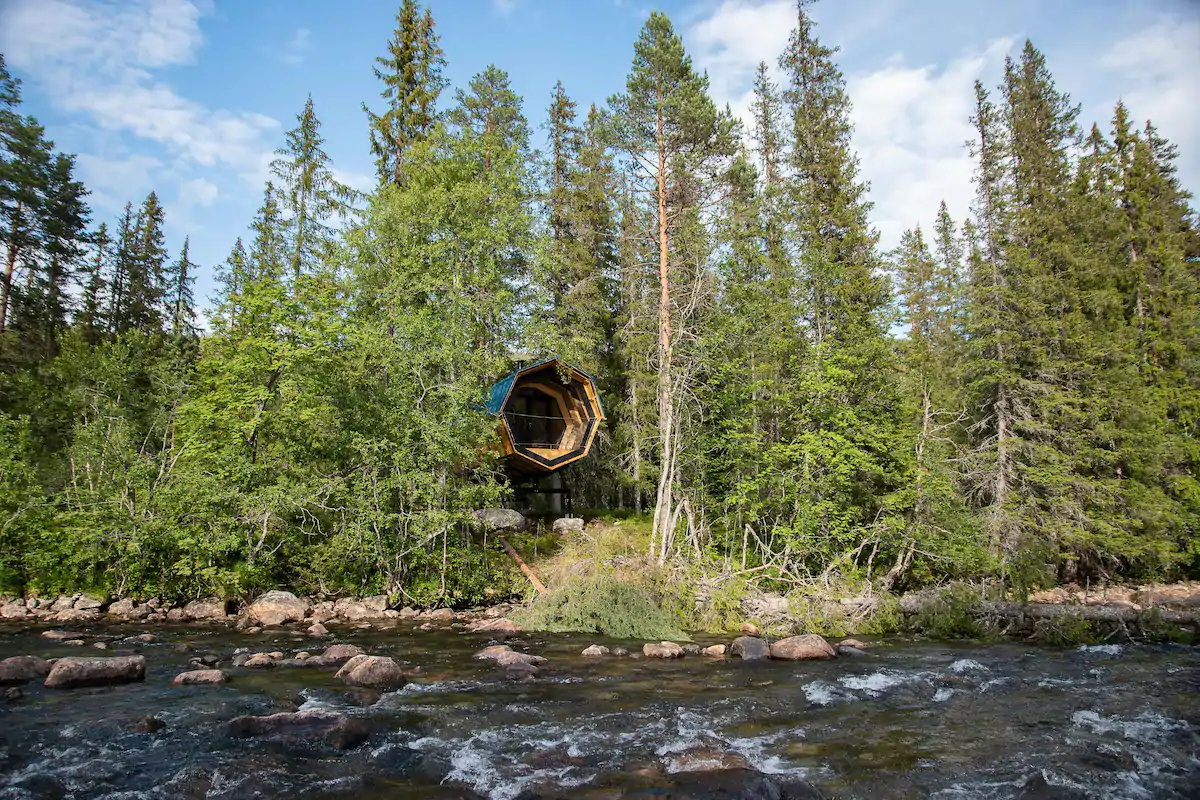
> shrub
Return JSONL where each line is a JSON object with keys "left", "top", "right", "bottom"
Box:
{"left": 511, "top": 574, "right": 689, "bottom": 640}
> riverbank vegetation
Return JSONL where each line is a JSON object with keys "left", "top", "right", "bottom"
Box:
{"left": 0, "top": 0, "right": 1196, "bottom": 607}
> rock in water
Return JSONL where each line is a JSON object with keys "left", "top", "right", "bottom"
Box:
{"left": 44, "top": 655, "right": 146, "bottom": 689}
{"left": 469, "top": 617, "right": 521, "bottom": 633}
{"left": 335, "top": 655, "right": 407, "bottom": 689}
{"left": 333, "top": 598, "right": 379, "bottom": 621}
{"left": 474, "top": 645, "right": 513, "bottom": 661}
{"left": 0, "top": 655, "right": 51, "bottom": 685}
{"left": 472, "top": 508, "right": 527, "bottom": 531}
{"left": 494, "top": 651, "right": 546, "bottom": 667}
{"left": 643, "top": 642, "right": 685, "bottom": 658}
{"left": 836, "top": 638, "right": 869, "bottom": 649}
{"left": 770, "top": 635, "right": 837, "bottom": 661}
{"left": 132, "top": 716, "right": 166, "bottom": 733}
{"left": 321, "top": 644, "right": 364, "bottom": 662}
{"left": 307, "top": 622, "right": 329, "bottom": 637}
{"left": 731, "top": 636, "right": 769, "bottom": 661}
{"left": 551, "top": 516, "right": 585, "bottom": 534}
{"left": 173, "top": 669, "right": 227, "bottom": 685}
{"left": 183, "top": 598, "right": 228, "bottom": 620}
{"left": 222, "top": 710, "right": 369, "bottom": 750}
{"left": 740, "top": 622, "right": 762, "bottom": 636}
{"left": 702, "top": 644, "right": 727, "bottom": 657}
{"left": 581, "top": 644, "right": 610, "bottom": 657}
{"left": 248, "top": 591, "right": 310, "bottom": 627}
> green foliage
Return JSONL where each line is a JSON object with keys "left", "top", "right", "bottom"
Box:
{"left": 911, "top": 584, "right": 988, "bottom": 640}
{"left": 1030, "top": 613, "right": 1094, "bottom": 647}
{"left": 512, "top": 575, "right": 689, "bottom": 641}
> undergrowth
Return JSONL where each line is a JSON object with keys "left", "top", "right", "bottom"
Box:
{"left": 510, "top": 574, "right": 689, "bottom": 640}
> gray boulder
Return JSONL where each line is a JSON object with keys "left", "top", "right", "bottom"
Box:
{"left": 173, "top": 669, "right": 227, "bottom": 685}
{"left": 472, "top": 508, "right": 527, "bottom": 531}
{"left": 643, "top": 641, "right": 685, "bottom": 659}
{"left": 44, "top": 655, "right": 146, "bottom": 689}
{"left": 0, "top": 599, "right": 29, "bottom": 619}
{"left": 107, "top": 598, "right": 152, "bottom": 619}
{"left": 335, "top": 654, "right": 406, "bottom": 689}
{"left": 0, "top": 655, "right": 52, "bottom": 685}
{"left": 731, "top": 636, "right": 770, "bottom": 661}
{"left": 248, "top": 591, "right": 310, "bottom": 627}
{"left": 552, "top": 516, "right": 585, "bottom": 535}
{"left": 183, "top": 597, "right": 228, "bottom": 620}
{"left": 73, "top": 594, "right": 106, "bottom": 611}
{"left": 222, "top": 709, "right": 369, "bottom": 750}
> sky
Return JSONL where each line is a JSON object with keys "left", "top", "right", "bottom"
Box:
{"left": 1, "top": 0, "right": 1197, "bottom": 312}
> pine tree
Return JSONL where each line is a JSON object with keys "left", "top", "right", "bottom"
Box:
{"left": 608, "top": 11, "right": 735, "bottom": 557}
{"left": 449, "top": 65, "right": 530, "bottom": 172}
{"left": 364, "top": 0, "right": 446, "bottom": 186}
{"left": 0, "top": 107, "right": 53, "bottom": 333}
{"left": 270, "top": 95, "right": 358, "bottom": 282}
{"left": 107, "top": 202, "right": 135, "bottom": 333}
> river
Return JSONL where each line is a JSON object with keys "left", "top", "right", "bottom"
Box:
{"left": 1, "top": 623, "right": 1196, "bottom": 799}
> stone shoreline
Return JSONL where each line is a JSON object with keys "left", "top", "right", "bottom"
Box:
{"left": 0, "top": 590, "right": 518, "bottom": 632}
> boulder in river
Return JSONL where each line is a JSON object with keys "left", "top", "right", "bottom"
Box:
{"left": 468, "top": 617, "right": 521, "bottom": 634}
{"left": 702, "top": 644, "right": 727, "bottom": 657}
{"left": 770, "top": 635, "right": 837, "bottom": 661}
{"left": 837, "top": 645, "right": 868, "bottom": 657}
{"left": 494, "top": 650, "right": 546, "bottom": 667}
{"left": 474, "top": 644, "right": 513, "bottom": 661}
{"left": 44, "top": 655, "right": 146, "bottom": 689}
{"left": 335, "top": 654, "right": 407, "bottom": 688}
{"left": 50, "top": 594, "right": 76, "bottom": 612}
{"left": 248, "top": 590, "right": 311, "bottom": 626}
{"left": 836, "top": 638, "right": 869, "bottom": 649}
{"left": 426, "top": 608, "right": 455, "bottom": 621}
{"left": 41, "top": 629, "right": 81, "bottom": 640}
{"left": 307, "top": 622, "right": 330, "bottom": 637}
{"left": 321, "top": 644, "right": 364, "bottom": 662}
{"left": 0, "top": 655, "right": 52, "bottom": 685}
{"left": 740, "top": 622, "right": 762, "bottom": 636}
{"left": 183, "top": 597, "right": 228, "bottom": 620}
{"left": 731, "top": 636, "right": 769, "bottom": 661}
{"left": 132, "top": 716, "right": 166, "bottom": 733}
{"left": 244, "top": 652, "right": 283, "bottom": 668}
{"left": 643, "top": 642, "right": 685, "bottom": 659}
{"left": 173, "top": 669, "right": 227, "bottom": 685}
{"left": 222, "top": 709, "right": 370, "bottom": 750}
{"left": 581, "top": 644, "right": 610, "bottom": 657}
{"left": 52, "top": 609, "right": 99, "bottom": 623}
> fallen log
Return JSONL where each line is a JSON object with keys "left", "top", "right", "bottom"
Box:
{"left": 499, "top": 536, "right": 547, "bottom": 594}
{"left": 899, "top": 596, "right": 1200, "bottom": 626}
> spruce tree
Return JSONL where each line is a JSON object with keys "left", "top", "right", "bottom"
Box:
{"left": 122, "top": 191, "right": 168, "bottom": 333}
{"left": 771, "top": 0, "right": 905, "bottom": 571}
{"left": 164, "top": 236, "right": 197, "bottom": 339}
{"left": 449, "top": 65, "right": 530, "bottom": 172}
{"left": 364, "top": 0, "right": 446, "bottom": 186}
{"left": 271, "top": 95, "right": 358, "bottom": 282}
{"left": 79, "top": 221, "right": 109, "bottom": 343}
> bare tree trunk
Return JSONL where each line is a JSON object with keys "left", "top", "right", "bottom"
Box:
{"left": 651, "top": 82, "right": 675, "bottom": 555}
{"left": 1, "top": 200, "right": 22, "bottom": 333}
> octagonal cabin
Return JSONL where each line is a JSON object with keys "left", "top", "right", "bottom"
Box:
{"left": 485, "top": 358, "right": 605, "bottom": 477}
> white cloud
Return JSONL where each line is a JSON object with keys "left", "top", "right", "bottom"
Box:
{"left": 0, "top": 0, "right": 280, "bottom": 183}
{"left": 74, "top": 152, "right": 163, "bottom": 212}
{"left": 848, "top": 38, "right": 1012, "bottom": 250}
{"left": 1099, "top": 18, "right": 1200, "bottom": 195}
{"left": 686, "top": 0, "right": 1011, "bottom": 250}
{"left": 282, "top": 27, "right": 312, "bottom": 66}
{"left": 179, "top": 177, "right": 219, "bottom": 208}
{"left": 493, "top": 0, "right": 518, "bottom": 15}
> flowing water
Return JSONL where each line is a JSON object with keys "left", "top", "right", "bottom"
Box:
{"left": 0, "top": 622, "right": 1196, "bottom": 799}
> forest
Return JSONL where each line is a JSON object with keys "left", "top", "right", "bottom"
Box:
{"left": 0, "top": 0, "right": 1196, "bottom": 608}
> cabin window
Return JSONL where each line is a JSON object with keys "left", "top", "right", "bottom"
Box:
{"left": 507, "top": 386, "right": 566, "bottom": 448}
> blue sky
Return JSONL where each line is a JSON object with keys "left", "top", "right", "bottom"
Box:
{"left": 1, "top": 0, "right": 1197, "bottom": 312}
